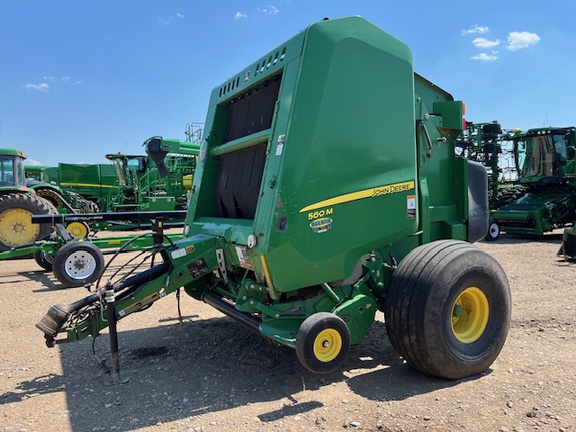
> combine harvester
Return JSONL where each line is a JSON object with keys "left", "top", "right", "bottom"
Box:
{"left": 38, "top": 17, "right": 511, "bottom": 380}
{"left": 490, "top": 127, "right": 576, "bottom": 239}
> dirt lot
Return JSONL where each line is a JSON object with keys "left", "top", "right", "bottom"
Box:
{"left": 1, "top": 233, "right": 575, "bottom": 432}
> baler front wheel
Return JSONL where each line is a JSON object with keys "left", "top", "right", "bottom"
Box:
{"left": 295, "top": 312, "right": 350, "bottom": 374}
{"left": 53, "top": 242, "right": 104, "bottom": 287}
{"left": 384, "top": 240, "right": 511, "bottom": 379}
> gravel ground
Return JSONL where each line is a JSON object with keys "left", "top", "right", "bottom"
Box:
{"left": 1, "top": 232, "right": 575, "bottom": 432}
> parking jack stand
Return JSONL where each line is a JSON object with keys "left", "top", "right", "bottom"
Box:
{"left": 103, "top": 282, "right": 129, "bottom": 386}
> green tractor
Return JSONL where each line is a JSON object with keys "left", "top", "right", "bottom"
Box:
{"left": 38, "top": 17, "right": 510, "bottom": 380}
{"left": 491, "top": 127, "right": 576, "bottom": 237}
{"left": 0, "top": 148, "right": 55, "bottom": 251}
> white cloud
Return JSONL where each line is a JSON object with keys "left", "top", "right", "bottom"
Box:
{"left": 24, "top": 83, "right": 50, "bottom": 91}
{"left": 42, "top": 76, "right": 72, "bottom": 83}
{"left": 471, "top": 52, "right": 499, "bottom": 62}
{"left": 26, "top": 159, "right": 43, "bottom": 166}
{"left": 259, "top": 5, "right": 279, "bottom": 15}
{"left": 159, "top": 13, "right": 186, "bottom": 25}
{"left": 235, "top": 11, "right": 248, "bottom": 19}
{"left": 473, "top": 37, "right": 500, "bottom": 49}
{"left": 462, "top": 25, "right": 489, "bottom": 36}
{"left": 506, "top": 31, "right": 541, "bottom": 51}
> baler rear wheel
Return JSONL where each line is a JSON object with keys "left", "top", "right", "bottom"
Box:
{"left": 384, "top": 240, "right": 511, "bottom": 379}
{"left": 295, "top": 312, "right": 350, "bottom": 374}
{"left": 0, "top": 193, "right": 54, "bottom": 251}
{"left": 53, "top": 242, "right": 104, "bottom": 288}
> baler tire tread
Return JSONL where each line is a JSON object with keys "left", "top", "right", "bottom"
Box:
{"left": 384, "top": 240, "right": 511, "bottom": 379}
{"left": 295, "top": 312, "right": 350, "bottom": 374}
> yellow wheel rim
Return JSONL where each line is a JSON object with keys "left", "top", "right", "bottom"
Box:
{"left": 66, "top": 222, "right": 89, "bottom": 239}
{"left": 0, "top": 208, "right": 40, "bottom": 246}
{"left": 451, "top": 287, "right": 489, "bottom": 344}
{"left": 313, "top": 328, "right": 342, "bottom": 362}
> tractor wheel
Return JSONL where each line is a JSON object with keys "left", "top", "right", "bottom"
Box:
{"left": 53, "top": 242, "right": 104, "bottom": 287}
{"left": 384, "top": 240, "right": 511, "bottom": 379}
{"left": 295, "top": 312, "right": 350, "bottom": 374}
{"left": 0, "top": 193, "right": 54, "bottom": 251}
{"left": 484, "top": 218, "right": 500, "bottom": 241}
{"left": 34, "top": 250, "right": 54, "bottom": 272}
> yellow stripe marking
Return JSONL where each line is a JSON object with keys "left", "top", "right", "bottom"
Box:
{"left": 260, "top": 255, "right": 272, "bottom": 285}
{"left": 299, "top": 180, "right": 415, "bottom": 213}
{"left": 62, "top": 182, "right": 117, "bottom": 189}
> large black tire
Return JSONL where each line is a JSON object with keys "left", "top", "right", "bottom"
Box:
{"left": 384, "top": 240, "right": 511, "bottom": 379}
{"left": 484, "top": 218, "right": 500, "bottom": 241}
{"left": 295, "top": 312, "right": 351, "bottom": 374}
{"left": 33, "top": 187, "right": 66, "bottom": 210}
{"left": 53, "top": 242, "right": 105, "bottom": 287}
{"left": 0, "top": 193, "right": 54, "bottom": 251}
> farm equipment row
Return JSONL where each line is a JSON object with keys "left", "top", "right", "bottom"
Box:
{"left": 456, "top": 122, "right": 576, "bottom": 250}
{"left": 37, "top": 17, "right": 512, "bottom": 381}
{"left": 0, "top": 135, "right": 199, "bottom": 251}
{"left": 0, "top": 210, "right": 186, "bottom": 286}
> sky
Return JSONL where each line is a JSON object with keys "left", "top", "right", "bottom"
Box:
{"left": 1, "top": 0, "right": 575, "bottom": 166}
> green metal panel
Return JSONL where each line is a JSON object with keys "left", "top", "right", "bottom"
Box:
{"left": 258, "top": 18, "right": 418, "bottom": 292}
{"left": 147, "top": 196, "right": 176, "bottom": 211}
{"left": 58, "top": 162, "right": 118, "bottom": 202}
{"left": 186, "top": 17, "right": 469, "bottom": 295}
{"left": 186, "top": 17, "right": 424, "bottom": 293}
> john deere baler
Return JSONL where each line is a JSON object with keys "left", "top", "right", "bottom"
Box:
{"left": 38, "top": 17, "right": 510, "bottom": 380}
